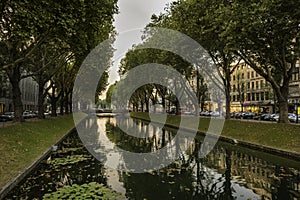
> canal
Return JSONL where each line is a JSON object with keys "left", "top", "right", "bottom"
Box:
{"left": 4, "top": 117, "right": 300, "bottom": 199}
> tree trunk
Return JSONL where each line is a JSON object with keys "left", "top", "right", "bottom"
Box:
{"left": 175, "top": 99, "right": 180, "bottom": 115}
{"left": 161, "top": 95, "right": 165, "bottom": 112}
{"left": 224, "top": 68, "right": 231, "bottom": 119}
{"left": 8, "top": 65, "right": 24, "bottom": 122}
{"left": 65, "top": 94, "right": 69, "bottom": 114}
{"left": 69, "top": 93, "right": 72, "bottom": 114}
{"left": 225, "top": 86, "right": 231, "bottom": 119}
{"left": 49, "top": 85, "right": 59, "bottom": 117}
{"left": 60, "top": 92, "right": 64, "bottom": 115}
{"left": 196, "top": 70, "right": 200, "bottom": 108}
{"left": 51, "top": 99, "right": 57, "bottom": 117}
{"left": 277, "top": 80, "right": 290, "bottom": 123}
{"left": 11, "top": 77, "right": 24, "bottom": 122}
{"left": 37, "top": 84, "right": 45, "bottom": 119}
{"left": 278, "top": 100, "right": 289, "bottom": 123}
{"left": 224, "top": 149, "right": 233, "bottom": 199}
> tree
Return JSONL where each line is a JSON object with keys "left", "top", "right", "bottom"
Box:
{"left": 119, "top": 44, "right": 194, "bottom": 114}
{"left": 106, "top": 82, "right": 117, "bottom": 104}
{"left": 216, "top": 0, "right": 300, "bottom": 122}
{"left": 147, "top": 0, "right": 237, "bottom": 119}
{"left": 0, "top": 0, "right": 118, "bottom": 121}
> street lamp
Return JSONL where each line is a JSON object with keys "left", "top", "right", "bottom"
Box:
{"left": 296, "top": 100, "right": 299, "bottom": 124}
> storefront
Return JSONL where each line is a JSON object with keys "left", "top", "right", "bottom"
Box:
{"left": 230, "top": 102, "right": 242, "bottom": 112}
{"left": 242, "top": 101, "right": 274, "bottom": 114}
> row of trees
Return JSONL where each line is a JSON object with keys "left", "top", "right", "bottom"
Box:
{"left": 119, "top": 0, "right": 299, "bottom": 123}
{"left": 116, "top": 46, "right": 207, "bottom": 114}
{"left": 0, "top": 0, "right": 118, "bottom": 121}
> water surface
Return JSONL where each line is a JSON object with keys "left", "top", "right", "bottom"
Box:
{"left": 5, "top": 117, "right": 300, "bottom": 199}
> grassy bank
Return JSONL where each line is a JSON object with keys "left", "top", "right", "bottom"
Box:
{"left": 131, "top": 112, "right": 300, "bottom": 154}
{"left": 0, "top": 115, "right": 76, "bottom": 189}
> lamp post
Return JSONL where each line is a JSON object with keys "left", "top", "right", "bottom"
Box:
{"left": 296, "top": 101, "right": 299, "bottom": 124}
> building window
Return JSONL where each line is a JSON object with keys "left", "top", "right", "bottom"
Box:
{"left": 251, "top": 82, "right": 254, "bottom": 89}
{"left": 233, "top": 95, "right": 236, "bottom": 102}
{"left": 256, "top": 93, "right": 260, "bottom": 101}
{"left": 233, "top": 84, "right": 236, "bottom": 92}
{"left": 260, "top": 80, "right": 264, "bottom": 89}
{"left": 247, "top": 72, "right": 250, "bottom": 79}
{"left": 251, "top": 71, "right": 254, "bottom": 78}
{"left": 247, "top": 93, "right": 251, "bottom": 101}
{"left": 247, "top": 82, "right": 250, "bottom": 89}
{"left": 265, "top": 92, "right": 269, "bottom": 100}
{"left": 261, "top": 92, "right": 264, "bottom": 101}
{"left": 242, "top": 73, "right": 244, "bottom": 79}
{"left": 292, "top": 72, "right": 299, "bottom": 81}
{"left": 233, "top": 75, "right": 235, "bottom": 81}
{"left": 256, "top": 81, "right": 259, "bottom": 89}
{"left": 252, "top": 93, "right": 255, "bottom": 101}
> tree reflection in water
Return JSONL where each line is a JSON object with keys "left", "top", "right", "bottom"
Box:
{"left": 5, "top": 117, "right": 300, "bottom": 200}
{"left": 5, "top": 131, "right": 107, "bottom": 199}
{"left": 105, "top": 117, "right": 300, "bottom": 200}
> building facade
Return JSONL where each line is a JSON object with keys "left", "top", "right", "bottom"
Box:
{"left": 230, "top": 60, "right": 300, "bottom": 114}
{"left": 0, "top": 73, "right": 38, "bottom": 113}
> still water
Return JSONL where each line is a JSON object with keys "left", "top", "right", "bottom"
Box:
{"left": 4, "top": 117, "right": 300, "bottom": 199}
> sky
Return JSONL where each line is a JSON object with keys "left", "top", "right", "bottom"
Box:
{"left": 108, "top": 0, "right": 174, "bottom": 85}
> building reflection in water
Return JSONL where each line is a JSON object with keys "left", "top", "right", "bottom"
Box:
{"left": 104, "top": 117, "right": 300, "bottom": 200}
{"left": 5, "top": 116, "right": 300, "bottom": 199}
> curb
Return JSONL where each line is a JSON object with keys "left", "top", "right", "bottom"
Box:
{"left": 0, "top": 127, "right": 76, "bottom": 199}
{"left": 131, "top": 116, "right": 300, "bottom": 161}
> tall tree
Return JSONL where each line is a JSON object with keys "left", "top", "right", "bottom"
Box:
{"left": 0, "top": 0, "right": 118, "bottom": 121}
{"left": 217, "top": 0, "right": 300, "bottom": 122}
{"left": 148, "top": 0, "right": 237, "bottom": 118}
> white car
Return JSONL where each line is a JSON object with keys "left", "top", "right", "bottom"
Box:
{"left": 288, "top": 114, "right": 300, "bottom": 123}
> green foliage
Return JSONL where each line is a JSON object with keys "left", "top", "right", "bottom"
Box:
{"left": 43, "top": 182, "right": 125, "bottom": 199}
{"left": 141, "top": 0, "right": 300, "bottom": 122}
{"left": 0, "top": 0, "right": 118, "bottom": 121}
{"left": 216, "top": 0, "right": 300, "bottom": 122}
{"left": 0, "top": 115, "right": 75, "bottom": 188}
{"left": 105, "top": 82, "right": 116, "bottom": 104}
{"left": 47, "top": 155, "right": 91, "bottom": 168}
{"left": 131, "top": 112, "right": 300, "bottom": 153}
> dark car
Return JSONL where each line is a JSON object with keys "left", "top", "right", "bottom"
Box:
{"left": 2, "top": 112, "right": 14, "bottom": 121}
{"left": 253, "top": 114, "right": 264, "bottom": 120}
{"left": 0, "top": 114, "right": 8, "bottom": 122}
{"left": 242, "top": 112, "right": 255, "bottom": 119}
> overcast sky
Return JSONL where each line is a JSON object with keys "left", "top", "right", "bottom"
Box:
{"left": 108, "top": 0, "right": 174, "bottom": 85}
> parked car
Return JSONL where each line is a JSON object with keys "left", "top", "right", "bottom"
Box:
{"left": 23, "top": 111, "right": 31, "bottom": 119}
{"left": 200, "top": 110, "right": 211, "bottom": 116}
{"left": 0, "top": 114, "right": 8, "bottom": 122}
{"left": 242, "top": 112, "right": 255, "bottom": 119}
{"left": 272, "top": 113, "right": 279, "bottom": 121}
{"left": 234, "top": 112, "right": 244, "bottom": 119}
{"left": 288, "top": 113, "right": 300, "bottom": 123}
{"left": 2, "top": 112, "right": 14, "bottom": 121}
{"left": 264, "top": 113, "right": 277, "bottom": 121}
{"left": 253, "top": 114, "right": 263, "bottom": 120}
{"left": 210, "top": 111, "right": 220, "bottom": 117}
{"left": 230, "top": 112, "right": 237, "bottom": 118}
{"left": 44, "top": 112, "right": 50, "bottom": 116}
{"left": 182, "top": 111, "right": 192, "bottom": 115}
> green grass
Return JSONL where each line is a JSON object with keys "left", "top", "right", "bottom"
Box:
{"left": 130, "top": 112, "right": 300, "bottom": 154}
{"left": 0, "top": 115, "right": 76, "bottom": 189}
